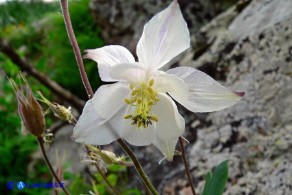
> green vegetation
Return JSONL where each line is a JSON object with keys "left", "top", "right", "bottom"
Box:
{"left": 202, "top": 160, "right": 229, "bottom": 195}
{"left": 0, "top": 0, "right": 138, "bottom": 194}
{"left": 1, "top": 0, "right": 104, "bottom": 98}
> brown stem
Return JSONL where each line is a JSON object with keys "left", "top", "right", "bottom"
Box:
{"left": 0, "top": 40, "right": 85, "bottom": 112}
{"left": 179, "top": 137, "right": 196, "bottom": 195}
{"left": 59, "top": 0, "right": 94, "bottom": 98}
{"left": 37, "top": 137, "right": 71, "bottom": 195}
{"left": 117, "top": 139, "right": 158, "bottom": 195}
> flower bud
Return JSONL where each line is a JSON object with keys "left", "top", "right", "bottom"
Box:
{"left": 86, "top": 145, "right": 121, "bottom": 165}
{"left": 84, "top": 145, "right": 133, "bottom": 169}
{"left": 9, "top": 75, "right": 46, "bottom": 138}
{"left": 37, "top": 91, "right": 75, "bottom": 124}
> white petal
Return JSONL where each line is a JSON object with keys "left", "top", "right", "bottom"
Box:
{"left": 154, "top": 71, "right": 189, "bottom": 101}
{"left": 91, "top": 83, "right": 131, "bottom": 120}
{"left": 72, "top": 99, "right": 119, "bottom": 145}
{"left": 150, "top": 93, "right": 185, "bottom": 140}
{"left": 109, "top": 63, "right": 147, "bottom": 84}
{"left": 167, "top": 67, "right": 245, "bottom": 112}
{"left": 153, "top": 137, "right": 178, "bottom": 161}
{"left": 84, "top": 45, "right": 135, "bottom": 82}
{"left": 72, "top": 82, "right": 131, "bottom": 145}
{"left": 136, "top": 0, "right": 190, "bottom": 70}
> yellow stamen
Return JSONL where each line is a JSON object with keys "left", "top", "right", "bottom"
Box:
{"left": 124, "top": 98, "right": 131, "bottom": 104}
{"left": 149, "top": 79, "right": 154, "bottom": 86}
{"left": 123, "top": 79, "right": 159, "bottom": 128}
{"left": 130, "top": 84, "right": 134, "bottom": 89}
{"left": 124, "top": 115, "right": 132, "bottom": 119}
{"left": 151, "top": 115, "right": 158, "bottom": 122}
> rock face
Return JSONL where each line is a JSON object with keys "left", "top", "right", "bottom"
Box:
{"left": 64, "top": 0, "right": 291, "bottom": 194}
{"left": 184, "top": 0, "right": 292, "bottom": 194}
{"left": 89, "top": 0, "right": 237, "bottom": 53}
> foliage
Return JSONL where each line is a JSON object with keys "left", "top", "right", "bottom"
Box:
{"left": 1, "top": 0, "right": 104, "bottom": 99}
{"left": 202, "top": 160, "right": 229, "bottom": 195}
{"left": 94, "top": 164, "right": 141, "bottom": 195}
{"left": 0, "top": 0, "right": 59, "bottom": 28}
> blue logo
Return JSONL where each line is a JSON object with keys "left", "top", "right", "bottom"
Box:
{"left": 6, "top": 181, "right": 14, "bottom": 190}
{"left": 17, "top": 181, "right": 25, "bottom": 190}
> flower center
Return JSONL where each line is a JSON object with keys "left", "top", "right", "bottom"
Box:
{"left": 124, "top": 79, "right": 159, "bottom": 128}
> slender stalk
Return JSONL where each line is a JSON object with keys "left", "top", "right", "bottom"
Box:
{"left": 95, "top": 164, "right": 121, "bottom": 195}
{"left": 59, "top": 0, "right": 94, "bottom": 98}
{"left": 37, "top": 137, "right": 71, "bottom": 195}
{"left": 179, "top": 137, "right": 196, "bottom": 195}
{"left": 53, "top": 188, "right": 59, "bottom": 195}
{"left": 117, "top": 139, "right": 158, "bottom": 195}
{"left": 85, "top": 145, "right": 121, "bottom": 195}
{"left": 143, "top": 181, "right": 152, "bottom": 195}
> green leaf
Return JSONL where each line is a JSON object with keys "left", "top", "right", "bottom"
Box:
{"left": 122, "top": 188, "right": 142, "bottom": 195}
{"left": 202, "top": 160, "right": 229, "bottom": 195}
{"left": 107, "top": 173, "right": 118, "bottom": 186}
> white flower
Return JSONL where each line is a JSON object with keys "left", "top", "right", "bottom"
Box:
{"left": 73, "top": 0, "right": 244, "bottom": 161}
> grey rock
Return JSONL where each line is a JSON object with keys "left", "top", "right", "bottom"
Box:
{"left": 186, "top": 0, "right": 292, "bottom": 194}
{"left": 229, "top": 0, "right": 292, "bottom": 39}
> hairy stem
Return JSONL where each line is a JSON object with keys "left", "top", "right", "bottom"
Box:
{"left": 117, "top": 139, "right": 158, "bottom": 195}
{"left": 60, "top": 0, "right": 94, "bottom": 98}
{"left": 95, "top": 163, "right": 121, "bottom": 195}
{"left": 179, "top": 137, "right": 196, "bottom": 195}
{"left": 37, "top": 137, "right": 71, "bottom": 195}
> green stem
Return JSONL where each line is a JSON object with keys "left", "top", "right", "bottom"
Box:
{"left": 179, "top": 137, "right": 196, "bottom": 195}
{"left": 95, "top": 164, "right": 121, "bottom": 195}
{"left": 117, "top": 139, "right": 158, "bottom": 195}
{"left": 37, "top": 137, "right": 71, "bottom": 195}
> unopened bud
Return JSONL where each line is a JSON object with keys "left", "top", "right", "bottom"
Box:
{"left": 86, "top": 145, "right": 126, "bottom": 165}
{"left": 99, "top": 150, "right": 119, "bottom": 164}
{"left": 37, "top": 92, "right": 75, "bottom": 124}
{"left": 9, "top": 74, "right": 46, "bottom": 138}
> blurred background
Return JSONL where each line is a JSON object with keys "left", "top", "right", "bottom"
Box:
{"left": 1, "top": 0, "right": 291, "bottom": 194}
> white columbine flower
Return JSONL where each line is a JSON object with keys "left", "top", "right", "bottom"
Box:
{"left": 73, "top": 0, "right": 244, "bottom": 161}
